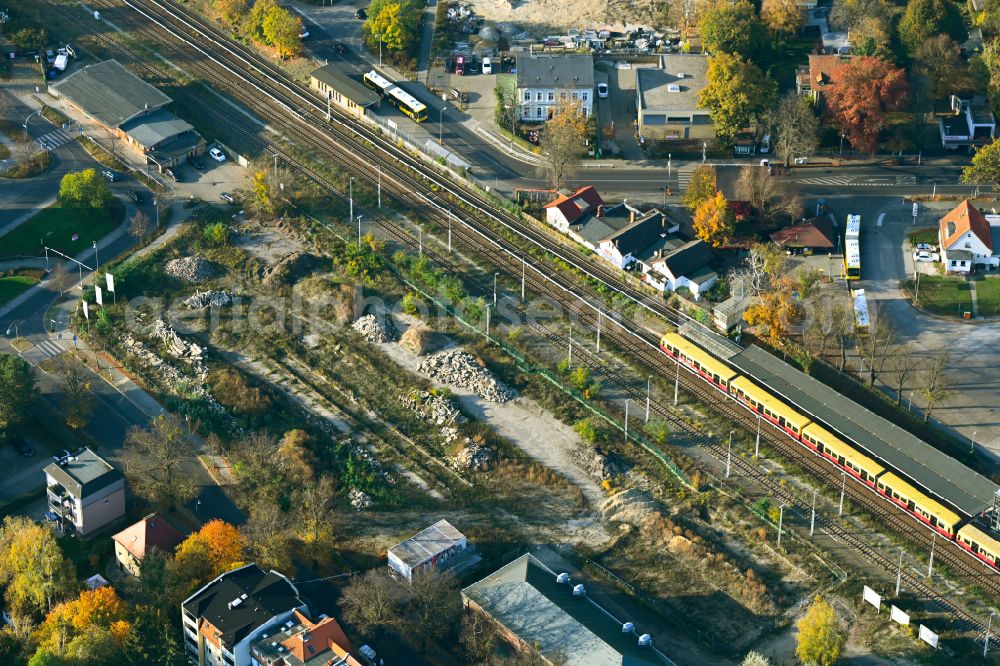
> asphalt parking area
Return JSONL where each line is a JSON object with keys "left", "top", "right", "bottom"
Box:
{"left": 168, "top": 156, "right": 248, "bottom": 207}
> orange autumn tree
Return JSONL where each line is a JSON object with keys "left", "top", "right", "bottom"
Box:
{"left": 743, "top": 282, "right": 796, "bottom": 346}
{"left": 34, "top": 586, "right": 132, "bottom": 656}
{"left": 693, "top": 191, "right": 736, "bottom": 248}
{"left": 172, "top": 520, "right": 247, "bottom": 593}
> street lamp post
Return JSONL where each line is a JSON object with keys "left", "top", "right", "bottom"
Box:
{"left": 839, "top": 470, "right": 846, "bottom": 517}
{"left": 810, "top": 488, "right": 817, "bottom": 536}
{"left": 908, "top": 392, "right": 913, "bottom": 411}
{"left": 348, "top": 177, "right": 354, "bottom": 224}
{"left": 357, "top": 215, "right": 363, "bottom": 249}
{"left": 754, "top": 412, "right": 762, "bottom": 458}
{"left": 986, "top": 611, "right": 997, "bottom": 658}
{"left": 645, "top": 375, "right": 651, "bottom": 423}
{"left": 896, "top": 550, "right": 904, "bottom": 596}
{"left": 624, "top": 399, "right": 631, "bottom": 441}
{"left": 928, "top": 532, "right": 937, "bottom": 577}
{"left": 971, "top": 431, "right": 978, "bottom": 454}
{"left": 777, "top": 504, "right": 787, "bottom": 546}
{"left": 493, "top": 272, "right": 499, "bottom": 305}
{"left": 22, "top": 110, "right": 40, "bottom": 141}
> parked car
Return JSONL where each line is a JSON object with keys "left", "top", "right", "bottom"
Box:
{"left": 481, "top": 57, "right": 493, "bottom": 74}
{"left": 220, "top": 192, "right": 236, "bottom": 204}
{"left": 334, "top": 42, "right": 347, "bottom": 55}
{"left": 794, "top": 157, "right": 809, "bottom": 165}
{"left": 52, "top": 449, "right": 72, "bottom": 463}
{"left": 354, "top": 8, "right": 367, "bottom": 19}
{"left": 596, "top": 82, "right": 609, "bottom": 98}
{"left": 127, "top": 190, "right": 142, "bottom": 204}
{"left": 165, "top": 167, "right": 182, "bottom": 182}
{"left": 913, "top": 250, "right": 940, "bottom": 262}
{"left": 209, "top": 147, "right": 226, "bottom": 162}
{"left": 916, "top": 243, "right": 936, "bottom": 251}
{"left": 101, "top": 169, "right": 118, "bottom": 182}
{"left": 759, "top": 133, "right": 770, "bottom": 154}
{"left": 759, "top": 159, "right": 769, "bottom": 167}
{"left": 8, "top": 438, "right": 33, "bottom": 457}
{"left": 299, "top": 30, "right": 310, "bottom": 39}
{"left": 466, "top": 57, "right": 479, "bottom": 74}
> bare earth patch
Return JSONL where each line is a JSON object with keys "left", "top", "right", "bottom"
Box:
{"left": 468, "top": 0, "right": 660, "bottom": 34}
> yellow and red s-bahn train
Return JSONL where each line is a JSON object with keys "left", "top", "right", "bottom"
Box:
{"left": 658, "top": 331, "right": 1000, "bottom": 570}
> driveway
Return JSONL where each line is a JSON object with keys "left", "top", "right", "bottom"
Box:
{"left": 850, "top": 195, "right": 1000, "bottom": 459}
{"left": 594, "top": 60, "right": 642, "bottom": 160}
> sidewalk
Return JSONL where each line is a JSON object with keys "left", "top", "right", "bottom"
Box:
{"left": 415, "top": 0, "right": 437, "bottom": 85}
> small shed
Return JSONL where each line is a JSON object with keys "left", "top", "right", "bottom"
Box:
{"left": 387, "top": 519, "right": 470, "bottom": 582}
{"left": 309, "top": 65, "right": 380, "bottom": 120}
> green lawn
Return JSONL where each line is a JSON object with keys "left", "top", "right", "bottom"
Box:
{"left": 908, "top": 226, "right": 938, "bottom": 246}
{"left": 0, "top": 275, "right": 38, "bottom": 305}
{"left": 974, "top": 278, "right": 1000, "bottom": 316}
{"left": 0, "top": 199, "right": 124, "bottom": 259}
{"left": 908, "top": 275, "right": 973, "bottom": 317}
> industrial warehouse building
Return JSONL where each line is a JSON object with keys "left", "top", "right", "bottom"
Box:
{"left": 50, "top": 59, "right": 205, "bottom": 169}
{"left": 309, "top": 64, "right": 381, "bottom": 120}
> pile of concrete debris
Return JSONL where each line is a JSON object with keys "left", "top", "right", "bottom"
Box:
{"left": 183, "top": 290, "right": 233, "bottom": 309}
{"left": 349, "top": 489, "right": 372, "bottom": 511}
{"left": 148, "top": 319, "right": 207, "bottom": 373}
{"left": 574, "top": 447, "right": 631, "bottom": 482}
{"left": 351, "top": 314, "right": 398, "bottom": 343}
{"left": 399, "top": 390, "right": 466, "bottom": 426}
{"left": 165, "top": 256, "right": 217, "bottom": 283}
{"left": 417, "top": 350, "right": 516, "bottom": 403}
{"left": 448, "top": 439, "right": 493, "bottom": 471}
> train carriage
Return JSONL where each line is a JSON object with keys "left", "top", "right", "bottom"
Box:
{"left": 659, "top": 332, "right": 738, "bottom": 391}
{"left": 728, "top": 376, "right": 810, "bottom": 438}
{"left": 876, "top": 472, "right": 959, "bottom": 537}
{"left": 801, "top": 422, "right": 884, "bottom": 487}
{"left": 957, "top": 523, "right": 1000, "bottom": 568}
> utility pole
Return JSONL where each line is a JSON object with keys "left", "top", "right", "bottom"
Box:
{"left": 777, "top": 504, "right": 786, "bottom": 546}
{"left": 725, "top": 430, "right": 733, "bottom": 478}
{"left": 645, "top": 375, "right": 651, "bottom": 423}
{"left": 521, "top": 258, "right": 525, "bottom": 300}
{"left": 673, "top": 360, "right": 680, "bottom": 406}
{"left": 971, "top": 431, "right": 978, "bottom": 454}
{"left": 896, "top": 550, "right": 904, "bottom": 596}
{"left": 485, "top": 303, "right": 491, "bottom": 336}
{"left": 273, "top": 153, "right": 278, "bottom": 181}
{"left": 92, "top": 241, "right": 99, "bottom": 277}
{"left": 810, "top": 489, "right": 817, "bottom": 536}
{"left": 928, "top": 532, "right": 937, "bottom": 577}
{"left": 357, "top": 215, "right": 363, "bottom": 249}
{"left": 624, "top": 399, "right": 630, "bottom": 441}
{"left": 418, "top": 224, "right": 423, "bottom": 256}
{"left": 326, "top": 91, "right": 331, "bottom": 121}
{"left": 349, "top": 177, "right": 354, "bottom": 224}
{"left": 568, "top": 324, "right": 573, "bottom": 367}
{"left": 754, "top": 413, "right": 762, "bottom": 458}
{"left": 596, "top": 310, "right": 601, "bottom": 353}
{"left": 986, "top": 611, "right": 996, "bottom": 658}
{"left": 377, "top": 166, "right": 382, "bottom": 208}
{"left": 493, "top": 272, "right": 498, "bottom": 306}
{"left": 447, "top": 210, "right": 452, "bottom": 253}
{"left": 839, "top": 471, "right": 846, "bottom": 516}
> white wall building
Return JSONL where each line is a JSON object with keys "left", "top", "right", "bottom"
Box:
{"left": 515, "top": 54, "right": 594, "bottom": 121}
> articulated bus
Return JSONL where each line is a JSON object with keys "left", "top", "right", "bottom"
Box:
{"left": 845, "top": 214, "right": 861, "bottom": 280}
{"left": 386, "top": 87, "right": 428, "bottom": 122}
{"left": 363, "top": 70, "right": 393, "bottom": 95}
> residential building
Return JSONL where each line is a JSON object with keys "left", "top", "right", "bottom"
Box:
{"left": 462, "top": 553, "right": 671, "bottom": 666}
{"left": 635, "top": 54, "right": 713, "bottom": 141}
{"left": 936, "top": 94, "right": 996, "bottom": 150}
{"left": 544, "top": 186, "right": 605, "bottom": 232}
{"left": 309, "top": 65, "right": 380, "bottom": 120}
{"left": 770, "top": 217, "right": 836, "bottom": 254}
{"left": 797, "top": 54, "right": 850, "bottom": 108}
{"left": 44, "top": 448, "right": 125, "bottom": 536}
{"left": 515, "top": 54, "right": 594, "bottom": 121}
{"left": 387, "top": 519, "right": 473, "bottom": 582}
{"left": 112, "top": 512, "right": 185, "bottom": 577}
{"left": 249, "top": 609, "right": 364, "bottom": 666}
{"left": 642, "top": 239, "right": 718, "bottom": 299}
{"left": 50, "top": 59, "right": 205, "bottom": 169}
{"left": 938, "top": 200, "right": 1000, "bottom": 274}
{"left": 597, "top": 209, "right": 672, "bottom": 270}
{"left": 182, "top": 564, "right": 308, "bottom": 666}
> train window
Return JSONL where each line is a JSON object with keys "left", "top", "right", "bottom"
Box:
{"left": 791, "top": 426, "right": 798, "bottom": 434}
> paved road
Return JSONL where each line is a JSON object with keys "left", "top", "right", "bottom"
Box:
{"left": 826, "top": 194, "right": 1000, "bottom": 460}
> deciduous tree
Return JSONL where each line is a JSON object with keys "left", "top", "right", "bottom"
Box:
{"left": 293, "top": 474, "right": 336, "bottom": 561}
{"left": 858, "top": 301, "right": 896, "bottom": 386}
{"left": 700, "top": 53, "right": 777, "bottom": 143}
{"left": 262, "top": 4, "right": 302, "bottom": 58}
{"left": 339, "top": 570, "right": 407, "bottom": 639}
{"left": 122, "top": 414, "right": 198, "bottom": 509}
{"left": 58, "top": 169, "right": 111, "bottom": 209}
{"left": 796, "top": 596, "right": 844, "bottom": 666}
{"left": 55, "top": 355, "right": 93, "bottom": 430}
{"left": 0, "top": 354, "right": 37, "bottom": 434}
{"left": 128, "top": 210, "right": 152, "bottom": 241}
{"left": 743, "top": 291, "right": 794, "bottom": 345}
{"left": 886, "top": 342, "right": 917, "bottom": 405}
{"left": 771, "top": 92, "right": 819, "bottom": 167}
{"left": 918, "top": 347, "right": 953, "bottom": 423}
{"left": 34, "top": 587, "right": 131, "bottom": 656}
{"left": 741, "top": 651, "right": 771, "bottom": 666}
{"left": 245, "top": 171, "right": 275, "bottom": 221}
{"left": 736, "top": 165, "right": 796, "bottom": 220}
{"left": 242, "top": 501, "right": 291, "bottom": 571}
{"left": 541, "top": 100, "right": 589, "bottom": 188}
{"left": 173, "top": 520, "right": 247, "bottom": 593}
{"left": 898, "top": 0, "right": 966, "bottom": 55}
{"left": 278, "top": 429, "right": 316, "bottom": 483}
{"left": 363, "top": 0, "right": 420, "bottom": 53}
{"left": 699, "top": 0, "right": 768, "bottom": 59}
{"left": 824, "top": 56, "right": 908, "bottom": 154}
{"left": 915, "top": 35, "right": 972, "bottom": 99}
{"left": 214, "top": 0, "right": 249, "bottom": 25}
{"left": 682, "top": 164, "right": 717, "bottom": 211}
{"left": 0, "top": 516, "right": 76, "bottom": 616}
{"left": 962, "top": 137, "right": 1000, "bottom": 189}
{"left": 693, "top": 191, "right": 735, "bottom": 248}
{"left": 407, "top": 568, "right": 462, "bottom": 647}
{"left": 761, "top": 0, "right": 804, "bottom": 38}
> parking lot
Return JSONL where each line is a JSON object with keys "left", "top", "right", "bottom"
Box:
{"left": 167, "top": 150, "right": 248, "bottom": 207}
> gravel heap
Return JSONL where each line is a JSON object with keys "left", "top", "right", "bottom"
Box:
{"left": 349, "top": 489, "right": 372, "bottom": 511}
{"left": 399, "top": 326, "right": 435, "bottom": 355}
{"left": 399, "top": 390, "right": 466, "bottom": 426}
{"left": 183, "top": 290, "right": 232, "bottom": 309}
{"left": 417, "top": 350, "right": 516, "bottom": 403}
{"left": 449, "top": 440, "right": 494, "bottom": 471}
{"left": 165, "top": 256, "right": 217, "bottom": 283}
{"left": 351, "top": 314, "right": 399, "bottom": 343}
{"left": 573, "top": 447, "right": 630, "bottom": 481}
{"left": 149, "top": 319, "right": 206, "bottom": 370}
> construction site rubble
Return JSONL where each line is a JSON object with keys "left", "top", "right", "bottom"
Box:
{"left": 165, "top": 256, "right": 217, "bottom": 283}
{"left": 351, "top": 314, "right": 399, "bottom": 343}
{"left": 399, "top": 390, "right": 466, "bottom": 426}
{"left": 448, "top": 440, "right": 494, "bottom": 471}
{"left": 349, "top": 489, "right": 372, "bottom": 511}
{"left": 183, "top": 290, "right": 233, "bottom": 309}
{"left": 417, "top": 350, "right": 516, "bottom": 403}
{"left": 574, "top": 447, "right": 630, "bottom": 481}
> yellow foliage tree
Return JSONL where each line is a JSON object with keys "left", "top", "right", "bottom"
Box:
{"left": 173, "top": 520, "right": 247, "bottom": 591}
{"left": 35, "top": 587, "right": 132, "bottom": 654}
{"left": 796, "top": 596, "right": 844, "bottom": 666}
{"left": 743, "top": 291, "right": 794, "bottom": 346}
{"left": 693, "top": 191, "right": 735, "bottom": 248}
{"left": 761, "top": 0, "right": 805, "bottom": 38}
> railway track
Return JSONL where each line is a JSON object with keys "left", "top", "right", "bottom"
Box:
{"left": 53, "top": 0, "right": 1000, "bottom": 638}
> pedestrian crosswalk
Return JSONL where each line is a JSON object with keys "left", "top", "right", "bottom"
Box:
{"left": 798, "top": 174, "right": 918, "bottom": 187}
{"left": 36, "top": 128, "right": 74, "bottom": 150}
{"left": 33, "top": 339, "right": 65, "bottom": 360}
